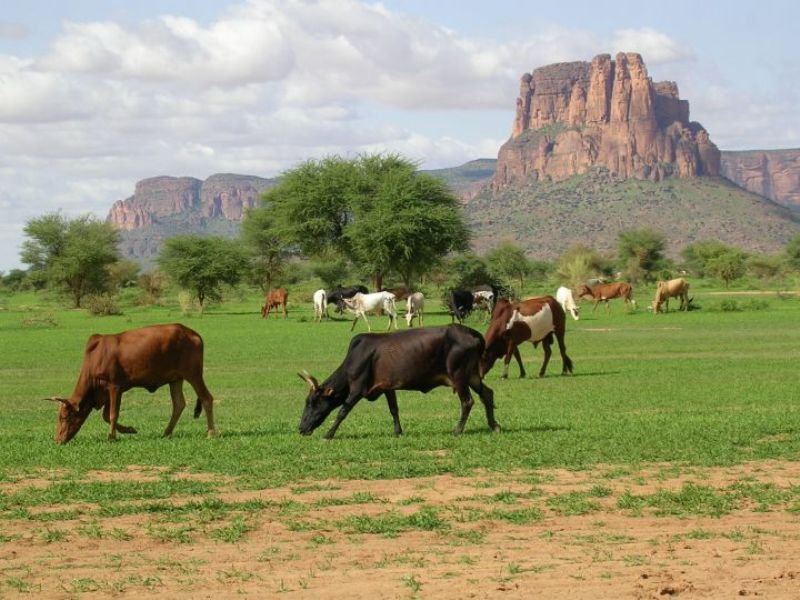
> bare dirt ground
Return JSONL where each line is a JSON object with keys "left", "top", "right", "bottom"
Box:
{"left": 2, "top": 461, "right": 800, "bottom": 598}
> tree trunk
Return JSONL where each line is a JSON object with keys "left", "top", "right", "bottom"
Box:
{"left": 372, "top": 272, "right": 383, "bottom": 292}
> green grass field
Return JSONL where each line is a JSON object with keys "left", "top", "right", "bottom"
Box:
{"left": 1, "top": 286, "right": 799, "bottom": 489}
{"left": 3, "top": 286, "right": 800, "bottom": 597}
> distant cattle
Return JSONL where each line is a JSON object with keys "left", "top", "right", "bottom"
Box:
{"left": 312, "top": 289, "right": 327, "bottom": 322}
{"left": 576, "top": 282, "right": 636, "bottom": 312}
{"left": 480, "top": 297, "right": 573, "bottom": 379}
{"left": 405, "top": 292, "right": 425, "bottom": 327}
{"left": 327, "top": 285, "right": 369, "bottom": 315}
{"left": 382, "top": 286, "right": 413, "bottom": 301}
{"left": 261, "top": 288, "right": 289, "bottom": 319}
{"left": 652, "top": 278, "right": 691, "bottom": 313}
{"left": 297, "top": 324, "right": 499, "bottom": 439}
{"left": 472, "top": 290, "right": 495, "bottom": 321}
{"left": 556, "top": 286, "right": 580, "bottom": 321}
{"left": 343, "top": 291, "right": 398, "bottom": 331}
{"left": 49, "top": 324, "right": 215, "bottom": 443}
{"left": 448, "top": 289, "right": 474, "bottom": 323}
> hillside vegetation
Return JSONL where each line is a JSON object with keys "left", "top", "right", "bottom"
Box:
{"left": 464, "top": 168, "right": 800, "bottom": 258}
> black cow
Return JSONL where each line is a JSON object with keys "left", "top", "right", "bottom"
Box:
{"left": 297, "top": 324, "right": 500, "bottom": 440}
{"left": 448, "top": 289, "right": 474, "bottom": 323}
{"left": 327, "top": 285, "right": 369, "bottom": 315}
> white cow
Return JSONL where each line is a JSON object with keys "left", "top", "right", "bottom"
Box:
{"left": 405, "top": 292, "right": 425, "bottom": 327}
{"left": 473, "top": 290, "right": 495, "bottom": 321}
{"left": 556, "top": 286, "right": 580, "bottom": 321}
{"left": 344, "top": 291, "right": 398, "bottom": 332}
{"left": 312, "top": 289, "right": 327, "bottom": 322}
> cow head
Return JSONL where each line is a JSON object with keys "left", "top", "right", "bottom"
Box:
{"left": 479, "top": 334, "right": 507, "bottom": 377}
{"left": 297, "top": 372, "right": 343, "bottom": 435}
{"left": 575, "top": 284, "right": 592, "bottom": 299}
{"left": 569, "top": 305, "right": 580, "bottom": 320}
{"left": 50, "top": 396, "right": 94, "bottom": 444}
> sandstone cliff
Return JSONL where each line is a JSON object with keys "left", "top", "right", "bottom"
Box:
{"left": 107, "top": 173, "right": 274, "bottom": 263}
{"left": 720, "top": 149, "right": 800, "bottom": 211}
{"left": 108, "top": 173, "right": 273, "bottom": 231}
{"left": 494, "top": 53, "right": 720, "bottom": 189}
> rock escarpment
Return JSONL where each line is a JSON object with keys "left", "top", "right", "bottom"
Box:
{"left": 107, "top": 174, "right": 272, "bottom": 230}
{"left": 720, "top": 149, "right": 800, "bottom": 211}
{"left": 494, "top": 53, "right": 720, "bottom": 189}
{"left": 106, "top": 173, "right": 274, "bottom": 263}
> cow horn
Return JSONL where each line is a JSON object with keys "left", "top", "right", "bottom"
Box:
{"left": 44, "top": 396, "right": 70, "bottom": 405}
{"left": 297, "top": 371, "right": 319, "bottom": 390}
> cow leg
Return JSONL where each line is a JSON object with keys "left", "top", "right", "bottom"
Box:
{"left": 452, "top": 382, "right": 474, "bottom": 435}
{"left": 102, "top": 397, "right": 137, "bottom": 435}
{"left": 188, "top": 376, "right": 216, "bottom": 438}
{"left": 163, "top": 380, "right": 187, "bottom": 437}
{"left": 282, "top": 302, "right": 288, "bottom": 319}
{"left": 592, "top": 299, "right": 600, "bottom": 312}
{"left": 385, "top": 390, "right": 403, "bottom": 436}
{"left": 323, "top": 392, "right": 363, "bottom": 440}
{"left": 469, "top": 375, "right": 500, "bottom": 433}
{"left": 105, "top": 386, "right": 123, "bottom": 441}
{"left": 538, "top": 333, "right": 553, "bottom": 378}
{"left": 555, "top": 330, "right": 573, "bottom": 375}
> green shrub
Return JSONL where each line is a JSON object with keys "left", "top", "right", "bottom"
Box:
{"left": 84, "top": 293, "right": 123, "bottom": 316}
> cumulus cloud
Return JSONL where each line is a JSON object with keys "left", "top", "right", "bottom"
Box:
{"left": 611, "top": 28, "right": 693, "bottom": 64}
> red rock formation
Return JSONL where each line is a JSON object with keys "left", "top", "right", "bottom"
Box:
{"left": 107, "top": 174, "right": 272, "bottom": 231}
{"left": 494, "top": 52, "right": 720, "bottom": 189}
{"left": 720, "top": 149, "right": 800, "bottom": 210}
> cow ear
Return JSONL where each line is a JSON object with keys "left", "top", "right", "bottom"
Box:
{"left": 322, "top": 387, "right": 335, "bottom": 397}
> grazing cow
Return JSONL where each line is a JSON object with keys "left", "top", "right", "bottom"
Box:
{"left": 382, "top": 286, "right": 413, "bottom": 301}
{"left": 575, "top": 282, "right": 636, "bottom": 312}
{"left": 405, "top": 292, "right": 425, "bottom": 327}
{"left": 343, "top": 291, "right": 398, "bottom": 331}
{"left": 472, "top": 290, "right": 495, "bottom": 321}
{"left": 480, "top": 297, "right": 573, "bottom": 379}
{"left": 448, "top": 289, "right": 474, "bottom": 323}
{"left": 312, "top": 289, "right": 327, "bottom": 322}
{"left": 652, "top": 278, "right": 690, "bottom": 313}
{"left": 327, "top": 285, "right": 369, "bottom": 315}
{"left": 556, "top": 286, "right": 580, "bottom": 321}
{"left": 297, "top": 324, "right": 499, "bottom": 439}
{"left": 48, "top": 324, "right": 215, "bottom": 444}
{"left": 261, "top": 287, "right": 289, "bottom": 319}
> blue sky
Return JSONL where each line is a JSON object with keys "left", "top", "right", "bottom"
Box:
{"left": 0, "top": 0, "right": 797, "bottom": 270}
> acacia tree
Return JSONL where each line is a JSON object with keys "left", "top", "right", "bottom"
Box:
{"left": 240, "top": 207, "right": 289, "bottom": 291}
{"left": 262, "top": 154, "right": 469, "bottom": 290}
{"left": 617, "top": 228, "right": 667, "bottom": 282}
{"left": 786, "top": 234, "right": 800, "bottom": 270}
{"left": 486, "top": 242, "right": 533, "bottom": 291}
{"left": 157, "top": 235, "right": 244, "bottom": 312}
{"left": 21, "top": 213, "right": 120, "bottom": 307}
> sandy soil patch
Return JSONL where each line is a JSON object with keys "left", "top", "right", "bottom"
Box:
{"left": 2, "top": 461, "right": 800, "bottom": 598}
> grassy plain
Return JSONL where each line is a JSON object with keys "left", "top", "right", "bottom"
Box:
{"left": 1, "top": 286, "right": 800, "bottom": 597}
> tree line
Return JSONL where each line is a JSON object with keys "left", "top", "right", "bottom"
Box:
{"left": 5, "top": 153, "right": 800, "bottom": 310}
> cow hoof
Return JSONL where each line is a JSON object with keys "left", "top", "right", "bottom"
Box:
{"left": 207, "top": 429, "right": 216, "bottom": 439}
{"left": 492, "top": 424, "right": 501, "bottom": 433}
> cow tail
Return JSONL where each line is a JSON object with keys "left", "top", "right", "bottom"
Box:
{"left": 193, "top": 398, "right": 203, "bottom": 418}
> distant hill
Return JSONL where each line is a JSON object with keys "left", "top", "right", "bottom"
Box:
{"left": 720, "top": 149, "right": 800, "bottom": 211}
{"left": 105, "top": 52, "right": 800, "bottom": 266}
{"left": 463, "top": 167, "right": 799, "bottom": 259}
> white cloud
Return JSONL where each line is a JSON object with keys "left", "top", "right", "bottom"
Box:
{"left": 612, "top": 28, "right": 693, "bottom": 64}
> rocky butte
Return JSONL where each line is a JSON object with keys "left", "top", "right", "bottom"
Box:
{"left": 720, "top": 149, "right": 800, "bottom": 211}
{"left": 493, "top": 52, "right": 720, "bottom": 189}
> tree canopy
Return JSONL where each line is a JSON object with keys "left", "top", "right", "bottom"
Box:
{"left": 617, "top": 227, "right": 667, "bottom": 282}
{"left": 260, "top": 153, "right": 469, "bottom": 289}
{"left": 20, "top": 213, "right": 120, "bottom": 307}
{"left": 157, "top": 235, "right": 245, "bottom": 311}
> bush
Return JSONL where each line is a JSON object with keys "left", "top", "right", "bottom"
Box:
{"left": 84, "top": 293, "right": 123, "bottom": 316}
{"left": 704, "top": 298, "right": 769, "bottom": 313}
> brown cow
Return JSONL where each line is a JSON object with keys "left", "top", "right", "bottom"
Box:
{"left": 576, "top": 282, "right": 636, "bottom": 312}
{"left": 49, "top": 324, "right": 215, "bottom": 444}
{"left": 261, "top": 287, "right": 288, "bottom": 319}
{"left": 652, "top": 278, "right": 690, "bottom": 313}
{"left": 480, "top": 297, "right": 573, "bottom": 379}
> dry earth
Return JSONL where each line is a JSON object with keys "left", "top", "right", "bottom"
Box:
{"left": 2, "top": 461, "right": 800, "bottom": 599}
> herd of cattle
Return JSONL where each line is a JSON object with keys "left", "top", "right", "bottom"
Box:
{"left": 50, "top": 278, "right": 691, "bottom": 443}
